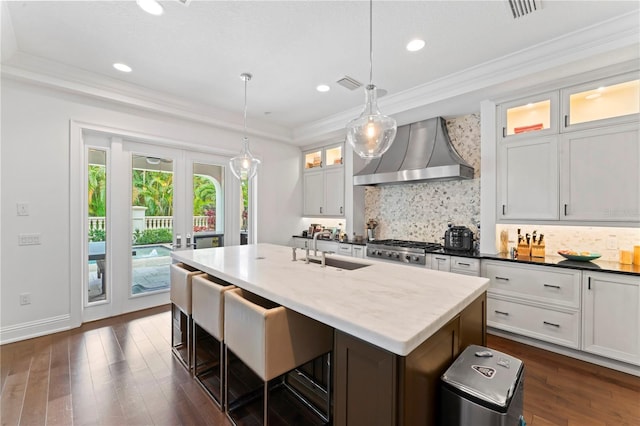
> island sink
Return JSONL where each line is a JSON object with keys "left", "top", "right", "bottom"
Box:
{"left": 305, "top": 257, "right": 370, "bottom": 270}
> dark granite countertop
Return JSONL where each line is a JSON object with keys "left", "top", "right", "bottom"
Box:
{"left": 292, "top": 236, "right": 639, "bottom": 275}
{"left": 480, "top": 252, "right": 640, "bottom": 276}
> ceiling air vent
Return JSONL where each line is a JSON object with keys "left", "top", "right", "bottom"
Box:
{"left": 336, "top": 76, "right": 363, "bottom": 91}
{"left": 507, "top": 0, "right": 541, "bottom": 19}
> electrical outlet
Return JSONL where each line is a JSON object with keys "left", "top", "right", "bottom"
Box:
{"left": 17, "top": 203, "right": 29, "bottom": 216}
{"left": 18, "top": 233, "right": 41, "bottom": 246}
{"left": 20, "top": 293, "right": 31, "bottom": 305}
{"left": 606, "top": 236, "right": 617, "bottom": 250}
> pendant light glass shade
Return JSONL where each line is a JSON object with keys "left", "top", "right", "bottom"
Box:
{"left": 230, "top": 73, "right": 260, "bottom": 180}
{"left": 230, "top": 137, "right": 260, "bottom": 180}
{"left": 346, "top": 0, "right": 397, "bottom": 159}
{"left": 346, "top": 84, "right": 397, "bottom": 159}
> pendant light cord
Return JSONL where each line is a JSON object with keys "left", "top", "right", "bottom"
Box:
{"left": 369, "top": 0, "right": 373, "bottom": 86}
{"left": 243, "top": 76, "right": 248, "bottom": 138}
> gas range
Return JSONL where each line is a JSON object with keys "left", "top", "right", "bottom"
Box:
{"left": 366, "top": 239, "right": 443, "bottom": 266}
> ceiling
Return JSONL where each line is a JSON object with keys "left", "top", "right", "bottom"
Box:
{"left": 2, "top": 1, "right": 639, "bottom": 145}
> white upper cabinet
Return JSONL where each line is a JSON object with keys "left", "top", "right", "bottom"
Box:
{"left": 561, "top": 72, "right": 640, "bottom": 132}
{"left": 560, "top": 123, "right": 640, "bottom": 222}
{"left": 498, "top": 92, "right": 559, "bottom": 140}
{"left": 497, "top": 135, "right": 559, "bottom": 220}
{"left": 303, "top": 143, "right": 344, "bottom": 216}
{"left": 496, "top": 72, "right": 640, "bottom": 225}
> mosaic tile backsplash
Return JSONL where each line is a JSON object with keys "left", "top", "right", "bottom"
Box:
{"left": 364, "top": 114, "right": 481, "bottom": 243}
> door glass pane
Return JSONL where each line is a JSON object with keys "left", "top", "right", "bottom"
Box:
{"left": 305, "top": 150, "right": 322, "bottom": 169}
{"left": 569, "top": 79, "right": 640, "bottom": 125}
{"left": 240, "top": 178, "right": 248, "bottom": 245}
{"left": 131, "top": 155, "right": 173, "bottom": 295}
{"left": 88, "top": 149, "right": 107, "bottom": 303}
{"left": 193, "top": 162, "right": 225, "bottom": 248}
{"left": 326, "top": 145, "right": 343, "bottom": 166}
{"left": 506, "top": 99, "right": 551, "bottom": 136}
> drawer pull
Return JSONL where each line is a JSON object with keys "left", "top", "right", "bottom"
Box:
{"left": 494, "top": 310, "right": 510, "bottom": 316}
{"left": 495, "top": 276, "right": 510, "bottom": 281}
{"left": 435, "top": 257, "right": 447, "bottom": 261}
{"left": 543, "top": 321, "right": 560, "bottom": 328}
{"left": 543, "top": 284, "right": 561, "bottom": 289}
{"left": 458, "top": 262, "right": 471, "bottom": 267}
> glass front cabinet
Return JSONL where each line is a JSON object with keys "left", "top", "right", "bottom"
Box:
{"left": 303, "top": 143, "right": 344, "bottom": 216}
{"left": 497, "top": 72, "right": 640, "bottom": 224}
{"left": 562, "top": 72, "right": 640, "bottom": 131}
{"left": 499, "top": 92, "right": 559, "bottom": 140}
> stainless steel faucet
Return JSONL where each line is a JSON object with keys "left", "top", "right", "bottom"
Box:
{"left": 313, "top": 230, "right": 333, "bottom": 256}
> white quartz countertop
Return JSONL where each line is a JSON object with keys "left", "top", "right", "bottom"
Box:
{"left": 172, "top": 243, "right": 489, "bottom": 356}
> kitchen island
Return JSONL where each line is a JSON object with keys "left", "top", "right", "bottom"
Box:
{"left": 172, "top": 243, "right": 490, "bottom": 425}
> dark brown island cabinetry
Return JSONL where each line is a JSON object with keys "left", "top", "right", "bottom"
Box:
{"left": 334, "top": 293, "right": 487, "bottom": 426}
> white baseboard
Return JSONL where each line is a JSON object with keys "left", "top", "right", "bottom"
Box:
{"left": 0, "top": 314, "right": 72, "bottom": 345}
{"left": 488, "top": 327, "right": 640, "bottom": 377}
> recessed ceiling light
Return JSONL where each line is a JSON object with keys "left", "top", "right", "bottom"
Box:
{"left": 316, "top": 84, "right": 330, "bottom": 93}
{"left": 137, "top": 0, "right": 164, "bottom": 16}
{"left": 113, "top": 63, "right": 132, "bottom": 73}
{"left": 406, "top": 39, "right": 425, "bottom": 52}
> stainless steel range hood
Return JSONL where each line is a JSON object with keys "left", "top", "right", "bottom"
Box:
{"left": 353, "top": 117, "right": 474, "bottom": 186}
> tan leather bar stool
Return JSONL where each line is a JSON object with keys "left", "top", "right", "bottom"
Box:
{"left": 224, "top": 288, "right": 333, "bottom": 426}
{"left": 170, "top": 262, "right": 203, "bottom": 371}
{"left": 191, "top": 274, "right": 236, "bottom": 408}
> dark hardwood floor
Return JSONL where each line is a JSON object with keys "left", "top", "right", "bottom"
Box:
{"left": 1, "top": 304, "right": 638, "bottom": 425}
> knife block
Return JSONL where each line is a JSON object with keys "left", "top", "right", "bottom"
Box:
{"left": 517, "top": 243, "right": 531, "bottom": 258}
{"left": 531, "top": 244, "right": 545, "bottom": 258}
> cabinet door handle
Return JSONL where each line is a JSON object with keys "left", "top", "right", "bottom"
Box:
{"left": 458, "top": 262, "right": 470, "bottom": 267}
{"left": 495, "top": 276, "right": 510, "bottom": 281}
{"left": 320, "top": 207, "right": 323, "bottom": 214}
{"left": 564, "top": 115, "right": 569, "bottom": 127}
{"left": 340, "top": 206, "right": 343, "bottom": 214}
{"left": 564, "top": 204, "right": 568, "bottom": 216}
{"left": 543, "top": 284, "right": 561, "bottom": 289}
{"left": 502, "top": 204, "right": 506, "bottom": 215}
{"left": 543, "top": 321, "right": 560, "bottom": 328}
{"left": 588, "top": 277, "right": 591, "bottom": 290}
{"left": 502, "top": 127, "right": 506, "bottom": 138}
{"left": 495, "top": 310, "right": 509, "bottom": 316}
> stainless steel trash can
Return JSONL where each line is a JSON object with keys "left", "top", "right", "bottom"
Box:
{"left": 440, "top": 345, "right": 525, "bottom": 426}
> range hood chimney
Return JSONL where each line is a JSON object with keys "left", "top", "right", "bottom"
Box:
{"left": 353, "top": 117, "right": 474, "bottom": 186}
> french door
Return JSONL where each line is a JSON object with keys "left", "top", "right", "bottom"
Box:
{"left": 81, "top": 132, "right": 239, "bottom": 322}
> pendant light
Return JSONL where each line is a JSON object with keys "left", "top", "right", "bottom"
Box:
{"left": 230, "top": 73, "right": 261, "bottom": 180}
{"left": 346, "top": 0, "right": 397, "bottom": 159}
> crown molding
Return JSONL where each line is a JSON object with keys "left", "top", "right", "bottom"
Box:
{"left": 1, "top": 52, "right": 294, "bottom": 144}
{"left": 294, "top": 10, "right": 640, "bottom": 145}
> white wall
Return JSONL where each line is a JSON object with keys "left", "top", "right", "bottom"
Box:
{"left": 0, "top": 78, "right": 301, "bottom": 343}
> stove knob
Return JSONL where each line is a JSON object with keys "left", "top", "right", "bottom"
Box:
{"left": 405, "top": 255, "right": 411, "bottom": 261}
{"left": 393, "top": 253, "right": 400, "bottom": 259}
{"left": 413, "top": 256, "right": 420, "bottom": 262}
{"left": 387, "top": 252, "right": 393, "bottom": 257}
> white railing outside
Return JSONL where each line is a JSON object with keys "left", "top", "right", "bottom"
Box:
{"left": 89, "top": 216, "right": 210, "bottom": 231}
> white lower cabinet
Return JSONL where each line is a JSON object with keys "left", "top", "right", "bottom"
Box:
{"left": 337, "top": 243, "right": 352, "bottom": 256}
{"left": 482, "top": 260, "right": 582, "bottom": 349}
{"left": 582, "top": 272, "right": 640, "bottom": 366}
{"left": 488, "top": 296, "right": 580, "bottom": 349}
{"left": 352, "top": 245, "right": 365, "bottom": 258}
{"left": 431, "top": 254, "right": 451, "bottom": 271}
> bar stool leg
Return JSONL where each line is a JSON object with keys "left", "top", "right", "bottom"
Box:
{"left": 263, "top": 379, "right": 269, "bottom": 426}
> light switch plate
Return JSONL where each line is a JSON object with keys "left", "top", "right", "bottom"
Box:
{"left": 18, "top": 233, "right": 41, "bottom": 245}
{"left": 17, "top": 203, "right": 29, "bottom": 216}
